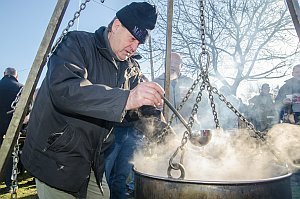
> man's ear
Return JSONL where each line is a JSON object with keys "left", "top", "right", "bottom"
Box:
{"left": 112, "top": 19, "right": 122, "bottom": 32}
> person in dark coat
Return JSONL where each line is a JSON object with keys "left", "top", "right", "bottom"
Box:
{"left": 0, "top": 67, "right": 23, "bottom": 145}
{"left": 248, "top": 83, "right": 276, "bottom": 131}
{"left": 21, "top": 2, "right": 164, "bottom": 199}
{"left": 0, "top": 67, "right": 23, "bottom": 191}
{"left": 275, "top": 64, "right": 300, "bottom": 199}
{"left": 275, "top": 64, "right": 300, "bottom": 124}
{"left": 154, "top": 52, "right": 195, "bottom": 124}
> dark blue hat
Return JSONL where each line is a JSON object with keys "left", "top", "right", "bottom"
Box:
{"left": 116, "top": 2, "right": 158, "bottom": 44}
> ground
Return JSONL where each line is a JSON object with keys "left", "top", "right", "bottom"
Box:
{"left": 0, "top": 172, "right": 298, "bottom": 199}
{"left": 0, "top": 172, "right": 37, "bottom": 199}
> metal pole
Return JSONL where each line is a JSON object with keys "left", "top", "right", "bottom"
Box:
{"left": 163, "top": 0, "right": 174, "bottom": 121}
{"left": 286, "top": 0, "right": 300, "bottom": 41}
{"left": 0, "top": 0, "right": 70, "bottom": 174}
{"left": 77, "top": 0, "right": 82, "bottom": 30}
{"left": 149, "top": 35, "right": 155, "bottom": 81}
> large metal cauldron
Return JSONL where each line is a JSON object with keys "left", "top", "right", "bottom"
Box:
{"left": 134, "top": 168, "right": 292, "bottom": 199}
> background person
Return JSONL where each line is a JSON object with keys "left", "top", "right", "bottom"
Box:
{"left": 274, "top": 64, "right": 300, "bottom": 199}
{"left": 216, "top": 85, "right": 240, "bottom": 130}
{"left": 248, "top": 83, "right": 276, "bottom": 131}
{"left": 21, "top": 2, "right": 164, "bottom": 199}
{"left": 104, "top": 74, "right": 152, "bottom": 199}
{"left": 275, "top": 64, "right": 300, "bottom": 124}
{"left": 154, "top": 52, "right": 195, "bottom": 124}
{"left": 0, "top": 67, "right": 23, "bottom": 192}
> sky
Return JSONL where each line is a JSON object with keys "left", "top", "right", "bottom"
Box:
{"left": 0, "top": 0, "right": 298, "bottom": 101}
{"left": 0, "top": 0, "right": 144, "bottom": 86}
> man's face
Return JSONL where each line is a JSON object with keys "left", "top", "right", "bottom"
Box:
{"left": 109, "top": 19, "right": 140, "bottom": 61}
{"left": 170, "top": 54, "right": 181, "bottom": 76}
{"left": 292, "top": 66, "right": 300, "bottom": 80}
{"left": 261, "top": 85, "right": 270, "bottom": 95}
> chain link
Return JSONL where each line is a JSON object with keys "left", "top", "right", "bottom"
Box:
{"left": 50, "top": 0, "right": 92, "bottom": 55}
{"left": 167, "top": 0, "right": 263, "bottom": 179}
{"left": 210, "top": 87, "right": 265, "bottom": 140}
{"left": 7, "top": 87, "right": 23, "bottom": 115}
{"left": 168, "top": 0, "right": 209, "bottom": 179}
{"left": 10, "top": 133, "right": 21, "bottom": 199}
{"left": 199, "top": 0, "right": 206, "bottom": 53}
{"left": 164, "top": 0, "right": 281, "bottom": 179}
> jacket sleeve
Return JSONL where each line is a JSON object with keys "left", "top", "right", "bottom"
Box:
{"left": 46, "top": 32, "right": 128, "bottom": 122}
{"left": 275, "top": 84, "right": 288, "bottom": 105}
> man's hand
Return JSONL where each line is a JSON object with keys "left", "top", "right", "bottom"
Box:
{"left": 125, "top": 82, "right": 164, "bottom": 110}
{"left": 283, "top": 98, "right": 292, "bottom": 105}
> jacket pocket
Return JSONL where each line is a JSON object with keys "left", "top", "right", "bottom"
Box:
{"left": 47, "top": 125, "right": 81, "bottom": 152}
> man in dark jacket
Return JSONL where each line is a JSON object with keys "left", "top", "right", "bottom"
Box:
{"left": 21, "top": 2, "right": 164, "bottom": 199}
{"left": 154, "top": 52, "right": 195, "bottom": 124}
{"left": 0, "top": 67, "right": 23, "bottom": 191}
{"left": 248, "top": 83, "right": 276, "bottom": 131}
{"left": 275, "top": 64, "right": 300, "bottom": 124}
{"left": 275, "top": 64, "right": 300, "bottom": 199}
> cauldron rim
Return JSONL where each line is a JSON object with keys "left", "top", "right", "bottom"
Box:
{"left": 133, "top": 167, "right": 292, "bottom": 185}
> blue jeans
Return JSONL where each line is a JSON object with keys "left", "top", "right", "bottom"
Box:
{"left": 104, "top": 127, "right": 143, "bottom": 199}
{"left": 126, "top": 169, "right": 135, "bottom": 191}
{"left": 5, "top": 156, "right": 13, "bottom": 188}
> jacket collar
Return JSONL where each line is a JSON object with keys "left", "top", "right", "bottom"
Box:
{"left": 285, "top": 77, "right": 300, "bottom": 84}
{"left": 95, "top": 27, "right": 119, "bottom": 69}
{"left": 2, "top": 75, "right": 18, "bottom": 82}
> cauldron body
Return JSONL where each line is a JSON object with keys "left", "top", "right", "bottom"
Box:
{"left": 134, "top": 168, "right": 292, "bottom": 199}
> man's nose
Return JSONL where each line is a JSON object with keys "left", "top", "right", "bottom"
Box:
{"left": 130, "top": 40, "right": 139, "bottom": 52}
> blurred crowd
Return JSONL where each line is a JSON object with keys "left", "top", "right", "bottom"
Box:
{"left": 210, "top": 64, "right": 300, "bottom": 132}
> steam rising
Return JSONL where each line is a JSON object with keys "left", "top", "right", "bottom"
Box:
{"left": 134, "top": 123, "right": 300, "bottom": 181}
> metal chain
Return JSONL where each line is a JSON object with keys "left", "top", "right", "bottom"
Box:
{"left": 199, "top": 54, "right": 220, "bottom": 128}
{"left": 50, "top": 0, "right": 92, "bottom": 55}
{"left": 155, "top": 71, "right": 205, "bottom": 143}
{"left": 167, "top": 0, "right": 209, "bottom": 179}
{"left": 10, "top": 133, "right": 21, "bottom": 199}
{"left": 6, "top": 87, "right": 23, "bottom": 198}
{"left": 198, "top": 0, "right": 220, "bottom": 128}
{"left": 199, "top": 0, "right": 206, "bottom": 52}
{"left": 166, "top": 0, "right": 269, "bottom": 179}
{"left": 210, "top": 87, "right": 265, "bottom": 140}
{"left": 7, "top": 87, "right": 23, "bottom": 115}
{"left": 168, "top": 72, "right": 204, "bottom": 124}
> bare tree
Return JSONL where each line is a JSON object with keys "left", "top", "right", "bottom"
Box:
{"left": 142, "top": 0, "right": 299, "bottom": 94}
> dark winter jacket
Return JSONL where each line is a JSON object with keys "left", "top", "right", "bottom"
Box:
{"left": 21, "top": 27, "right": 144, "bottom": 197}
{"left": 0, "top": 75, "right": 23, "bottom": 145}
{"left": 275, "top": 78, "right": 300, "bottom": 113}
{"left": 154, "top": 73, "right": 194, "bottom": 121}
{"left": 249, "top": 93, "right": 275, "bottom": 118}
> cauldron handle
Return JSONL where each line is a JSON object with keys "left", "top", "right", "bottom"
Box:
{"left": 167, "top": 146, "right": 186, "bottom": 179}
{"left": 167, "top": 163, "right": 185, "bottom": 179}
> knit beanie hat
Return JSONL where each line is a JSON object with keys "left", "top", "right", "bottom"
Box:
{"left": 116, "top": 2, "right": 158, "bottom": 44}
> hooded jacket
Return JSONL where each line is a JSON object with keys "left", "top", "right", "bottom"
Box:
{"left": 21, "top": 27, "right": 143, "bottom": 196}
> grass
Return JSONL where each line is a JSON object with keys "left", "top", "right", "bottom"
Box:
{"left": 0, "top": 172, "right": 37, "bottom": 199}
{"left": 0, "top": 172, "right": 298, "bottom": 199}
